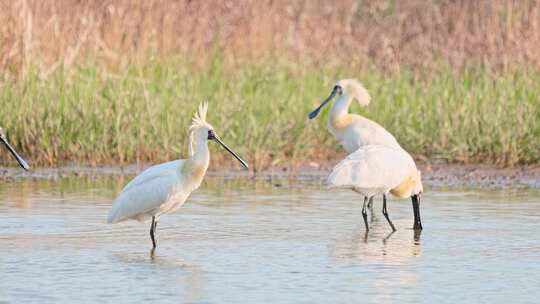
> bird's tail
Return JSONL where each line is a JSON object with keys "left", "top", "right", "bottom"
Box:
{"left": 413, "top": 170, "right": 423, "bottom": 195}
{"left": 107, "top": 210, "right": 118, "bottom": 224}
{"left": 107, "top": 204, "right": 123, "bottom": 224}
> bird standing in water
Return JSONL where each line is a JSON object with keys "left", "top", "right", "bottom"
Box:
{"left": 309, "top": 79, "right": 402, "bottom": 215}
{"left": 107, "top": 102, "right": 248, "bottom": 250}
{"left": 0, "top": 127, "right": 30, "bottom": 171}
{"left": 327, "top": 145, "right": 423, "bottom": 231}
{"left": 309, "top": 79, "right": 423, "bottom": 231}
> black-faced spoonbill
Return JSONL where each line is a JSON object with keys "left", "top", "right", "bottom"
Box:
{"left": 327, "top": 145, "right": 423, "bottom": 232}
{"left": 0, "top": 127, "right": 30, "bottom": 171}
{"left": 308, "top": 79, "right": 403, "bottom": 218}
{"left": 107, "top": 102, "right": 248, "bottom": 250}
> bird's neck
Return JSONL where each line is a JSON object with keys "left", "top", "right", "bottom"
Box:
{"left": 184, "top": 140, "right": 210, "bottom": 181}
{"left": 329, "top": 94, "right": 355, "bottom": 130}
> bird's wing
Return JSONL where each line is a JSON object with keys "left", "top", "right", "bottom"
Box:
{"left": 346, "top": 116, "right": 401, "bottom": 149}
{"left": 107, "top": 161, "right": 185, "bottom": 223}
{"left": 122, "top": 160, "right": 183, "bottom": 192}
{"left": 328, "top": 145, "right": 414, "bottom": 191}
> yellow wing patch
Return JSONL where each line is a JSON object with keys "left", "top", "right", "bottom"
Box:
{"left": 390, "top": 173, "right": 416, "bottom": 198}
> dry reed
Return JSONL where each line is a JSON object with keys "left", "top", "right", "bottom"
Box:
{"left": 1, "top": 0, "right": 539, "bottom": 74}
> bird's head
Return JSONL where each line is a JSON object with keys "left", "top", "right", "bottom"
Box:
{"left": 189, "top": 101, "right": 214, "bottom": 144}
{"left": 188, "top": 101, "right": 248, "bottom": 169}
{"left": 308, "top": 78, "right": 371, "bottom": 119}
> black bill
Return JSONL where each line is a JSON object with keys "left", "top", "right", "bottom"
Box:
{"left": 308, "top": 85, "right": 341, "bottom": 119}
{"left": 213, "top": 136, "right": 249, "bottom": 169}
{"left": 0, "top": 134, "right": 30, "bottom": 171}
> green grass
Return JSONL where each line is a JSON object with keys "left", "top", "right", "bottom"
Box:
{"left": 0, "top": 59, "right": 538, "bottom": 169}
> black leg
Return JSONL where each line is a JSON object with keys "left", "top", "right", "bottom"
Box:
{"left": 411, "top": 194, "right": 423, "bottom": 230}
{"left": 413, "top": 229, "right": 422, "bottom": 243}
{"left": 361, "top": 197, "right": 369, "bottom": 231}
{"left": 367, "top": 196, "right": 375, "bottom": 222}
{"left": 383, "top": 230, "right": 396, "bottom": 243}
{"left": 382, "top": 194, "right": 396, "bottom": 232}
{"left": 150, "top": 216, "right": 158, "bottom": 249}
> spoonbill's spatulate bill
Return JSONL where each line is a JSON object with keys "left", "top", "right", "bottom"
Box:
{"left": 328, "top": 145, "right": 423, "bottom": 231}
{"left": 308, "top": 79, "right": 404, "bottom": 216}
{"left": 107, "top": 102, "right": 248, "bottom": 250}
{"left": 0, "top": 127, "right": 30, "bottom": 171}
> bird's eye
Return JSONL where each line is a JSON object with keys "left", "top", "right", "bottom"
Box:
{"left": 335, "top": 85, "right": 343, "bottom": 95}
{"left": 207, "top": 130, "right": 216, "bottom": 140}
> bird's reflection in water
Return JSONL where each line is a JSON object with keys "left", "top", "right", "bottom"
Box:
{"left": 382, "top": 230, "right": 396, "bottom": 243}
{"left": 0, "top": 181, "right": 32, "bottom": 209}
{"left": 329, "top": 223, "right": 422, "bottom": 264}
{"left": 112, "top": 250, "right": 207, "bottom": 303}
{"left": 329, "top": 224, "right": 423, "bottom": 302}
{"left": 413, "top": 229, "right": 422, "bottom": 244}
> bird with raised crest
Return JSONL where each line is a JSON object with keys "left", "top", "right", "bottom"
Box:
{"left": 107, "top": 101, "right": 249, "bottom": 250}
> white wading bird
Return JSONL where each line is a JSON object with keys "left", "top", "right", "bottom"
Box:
{"left": 327, "top": 145, "right": 423, "bottom": 231}
{"left": 0, "top": 127, "right": 30, "bottom": 170}
{"left": 308, "top": 79, "right": 401, "bottom": 153}
{"left": 107, "top": 102, "right": 248, "bottom": 250}
{"left": 308, "top": 79, "right": 413, "bottom": 226}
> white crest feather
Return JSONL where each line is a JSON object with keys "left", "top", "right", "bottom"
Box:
{"left": 338, "top": 79, "right": 371, "bottom": 106}
{"left": 188, "top": 100, "right": 210, "bottom": 156}
{"left": 190, "top": 100, "right": 209, "bottom": 130}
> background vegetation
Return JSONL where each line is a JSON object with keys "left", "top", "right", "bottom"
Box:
{"left": 0, "top": 0, "right": 539, "bottom": 169}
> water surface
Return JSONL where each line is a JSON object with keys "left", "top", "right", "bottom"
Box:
{"left": 1, "top": 178, "right": 539, "bottom": 303}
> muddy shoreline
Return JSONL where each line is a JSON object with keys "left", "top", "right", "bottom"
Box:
{"left": 1, "top": 162, "right": 539, "bottom": 189}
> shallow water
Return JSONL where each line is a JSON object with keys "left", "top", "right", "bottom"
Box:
{"left": 1, "top": 177, "right": 539, "bottom": 303}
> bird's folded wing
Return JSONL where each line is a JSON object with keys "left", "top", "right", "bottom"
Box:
{"left": 348, "top": 118, "right": 401, "bottom": 149}
{"left": 107, "top": 172, "right": 180, "bottom": 223}
{"left": 122, "top": 160, "right": 182, "bottom": 192}
{"left": 327, "top": 146, "right": 413, "bottom": 190}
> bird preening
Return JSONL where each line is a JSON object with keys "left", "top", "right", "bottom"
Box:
{"left": 0, "top": 127, "right": 30, "bottom": 171}
{"left": 107, "top": 102, "right": 248, "bottom": 250}
{"left": 309, "top": 79, "right": 423, "bottom": 232}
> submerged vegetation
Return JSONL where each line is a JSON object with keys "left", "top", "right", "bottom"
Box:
{"left": 0, "top": 61, "right": 538, "bottom": 169}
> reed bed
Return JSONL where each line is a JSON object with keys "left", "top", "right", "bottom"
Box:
{"left": 0, "top": 60, "right": 538, "bottom": 169}
{"left": 0, "top": 1, "right": 538, "bottom": 169}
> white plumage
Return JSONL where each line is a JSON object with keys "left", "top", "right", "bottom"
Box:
{"left": 309, "top": 79, "right": 424, "bottom": 231}
{"left": 309, "top": 79, "right": 401, "bottom": 153}
{"left": 332, "top": 115, "right": 401, "bottom": 153}
{"left": 107, "top": 160, "right": 190, "bottom": 223}
{"left": 107, "top": 102, "right": 248, "bottom": 250}
{"left": 309, "top": 79, "right": 401, "bottom": 208}
{"left": 327, "top": 145, "right": 424, "bottom": 231}
{"left": 328, "top": 145, "right": 422, "bottom": 198}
